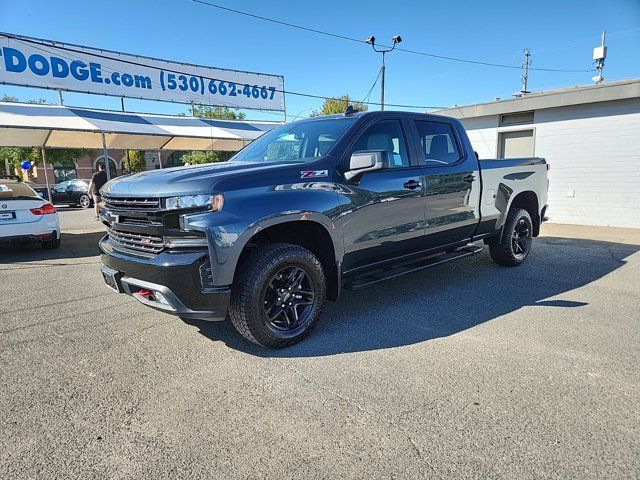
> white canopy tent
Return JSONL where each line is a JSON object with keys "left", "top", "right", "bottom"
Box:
{"left": 0, "top": 101, "right": 281, "bottom": 197}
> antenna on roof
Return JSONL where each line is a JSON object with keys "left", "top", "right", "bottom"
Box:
{"left": 592, "top": 30, "right": 607, "bottom": 84}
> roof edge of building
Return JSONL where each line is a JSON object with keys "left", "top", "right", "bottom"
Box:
{"left": 434, "top": 78, "right": 640, "bottom": 119}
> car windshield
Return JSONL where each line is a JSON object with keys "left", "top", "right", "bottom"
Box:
{"left": 232, "top": 117, "right": 356, "bottom": 163}
{"left": 0, "top": 182, "right": 39, "bottom": 199}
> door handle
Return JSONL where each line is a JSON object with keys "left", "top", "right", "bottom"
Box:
{"left": 463, "top": 174, "right": 476, "bottom": 183}
{"left": 403, "top": 179, "right": 421, "bottom": 190}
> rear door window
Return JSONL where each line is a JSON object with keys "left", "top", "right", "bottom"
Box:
{"left": 414, "top": 120, "right": 462, "bottom": 166}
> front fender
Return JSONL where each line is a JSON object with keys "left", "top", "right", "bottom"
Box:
{"left": 184, "top": 209, "right": 341, "bottom": 287}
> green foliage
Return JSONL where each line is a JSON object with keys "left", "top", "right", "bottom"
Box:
{"left": 0, "top": 146, "right": 89, "bottom": 171}
{"left": 180, "top": 150, "right": 234, "bottom": 165}
{"left": 310, "top": 95, "right": 368, "bottom": 116}
{"left": 181, "top": 105, "right": 246, "bottom": 120}
{"left": 1, "top": 95, "right": 47, "bottom": 104}
{"left": 122, "top": 150, "right": 146, "bottom": 173}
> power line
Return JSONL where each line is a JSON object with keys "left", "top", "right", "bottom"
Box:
{"left": 361, "top": 67, "right": 382, "bottom": 105}
{"left": 2, "top": 33, "right": 445, "bottom": 109}
{"left": 190, "top": 0, "right": 594, "bottom": 73}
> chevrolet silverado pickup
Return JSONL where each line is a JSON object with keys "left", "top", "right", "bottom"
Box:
{"left": 99, "top": 110, "right": 549, "bottom": 348}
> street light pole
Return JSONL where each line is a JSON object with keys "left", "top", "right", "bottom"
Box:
{"left": 365, "top": 35, "right": 402, "bottom": 111}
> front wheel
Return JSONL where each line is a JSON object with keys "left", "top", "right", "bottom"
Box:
{"left": 229, "top": 243, "right": 326, "bottom": 348}
{"left": 489, "top": 208, "right": 533, "bottom": 266}
{"left": 78, "top": 194, "right": 91, "bottom": 209}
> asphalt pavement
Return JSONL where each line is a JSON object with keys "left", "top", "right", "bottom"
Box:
{"left": 1, "top": 207, "right": 638, "bottom": 479}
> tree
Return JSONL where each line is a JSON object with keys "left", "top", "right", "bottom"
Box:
{"left": 178, "top": 105, "right": 246, "bottom": 165}
{"left": 310, "top": 95, "right": 368, "bottom": 117}
{"left": 0, "top": 95, "right": 88, "bottom": 173}
{"left": 180, "top": 150, "right": 235, "bottom": 165}
{"left": 183, "top": 105, "right": 246, "bottom": 120}
{"left": 122, "top": 150, "right": 146, "bottom": 173}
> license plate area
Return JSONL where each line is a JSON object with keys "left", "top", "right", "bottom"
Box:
{"left": 101, "top": 266, "right": 123, "bottom": 293}
{"left": 0, "top": 211, "right": 15, "bottom": 221}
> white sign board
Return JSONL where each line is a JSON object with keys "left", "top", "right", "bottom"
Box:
{"left": 0, "top": 33, "right": 285, "bottom": 111}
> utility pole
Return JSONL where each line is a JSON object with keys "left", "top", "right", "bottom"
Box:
{"left": 365, "top": 35, "right": 402, "bottom": 111}
{"left": 592, "top": 30, "right": 607, "bottom": 84}
{"left": 520, "top": 49, "right": 531, "bottom": 95}
{"left": 381, "top": 51, "right": 386, "bottom": 111}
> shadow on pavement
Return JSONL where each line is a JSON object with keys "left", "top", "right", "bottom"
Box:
{"left": 182, "top": 237, "right": 639, "bottom": 357}
{"left": 0, "top": 230, "right": 105, "bottom": 264}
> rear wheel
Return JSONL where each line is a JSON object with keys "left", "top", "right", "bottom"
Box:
{"left": 78, "top": 194, "right": 91, "bottom": 209}
{"left": 229, "top": 243, "right": 326, "bottom": 348}
{"left": 489, "top": 208, "right": 533, "bottom": 266}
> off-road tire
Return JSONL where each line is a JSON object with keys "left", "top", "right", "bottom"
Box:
{"left": 489, "top": 208, "right": 533, "bottom": 267}
{"left": 229, "top": 243, "right": 326, "bottom": 348}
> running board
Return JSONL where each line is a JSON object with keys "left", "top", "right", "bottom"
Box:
{"left": 344, "top": 244, "right": 484, "bottom": 291}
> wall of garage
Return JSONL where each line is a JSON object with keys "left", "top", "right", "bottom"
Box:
{"left": 457, "top": 98, "right": 640, "bottom": 229}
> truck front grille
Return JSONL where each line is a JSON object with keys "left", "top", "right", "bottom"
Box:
{"left": 107, "top": 228, "right": 164, "bottom": 254}
{"left": 103, "top": 195, "right": 161, "bottom": 212}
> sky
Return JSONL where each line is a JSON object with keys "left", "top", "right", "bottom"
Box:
{"left": 1, "top": 0, "right": 639, "bottom": 121}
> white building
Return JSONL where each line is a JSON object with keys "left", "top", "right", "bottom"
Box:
{"left": 435, "top": 78, "right": 640, "bottom": 229}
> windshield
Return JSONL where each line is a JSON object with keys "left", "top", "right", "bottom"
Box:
{"left": 232, "top": 117, "right": 356, "bottom": 163}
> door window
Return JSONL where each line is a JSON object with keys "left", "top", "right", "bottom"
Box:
{"left": 352, "top": 120, "right": 409, "bottom": 168}
{"left": 414, "top": 121, "right": 461, "bottom": 165}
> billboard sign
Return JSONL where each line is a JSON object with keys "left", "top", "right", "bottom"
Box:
{"left": 0, "top": 33, "right": 285, "bottom": 111}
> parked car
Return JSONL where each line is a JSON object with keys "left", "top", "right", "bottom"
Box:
{"left": 23, "top": 181, "right": 50, "bottom": 201}
{"left": 0, "top": 179, "right": 60, "bottom": 249}
{"left": 99, "top": 110, "right": 549, "bottom": 348}
{"left": 51, "top": 179, "right": 93, "bottom": 208}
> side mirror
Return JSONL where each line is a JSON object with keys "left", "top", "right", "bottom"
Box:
{"left": 345, "top": 151, "right": 388, "bottom": 181}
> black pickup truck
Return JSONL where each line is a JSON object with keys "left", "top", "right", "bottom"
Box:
{"left": 99, "top": 111, "right": 548, "bottom": 348}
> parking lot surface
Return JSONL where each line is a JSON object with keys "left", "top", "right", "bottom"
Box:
{"left": 1, "top": 207, "right": 639, "bottom": 479}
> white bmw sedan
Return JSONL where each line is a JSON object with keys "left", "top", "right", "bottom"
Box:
{"left": 0, "top": 179, "right": 61, "bottom": 249}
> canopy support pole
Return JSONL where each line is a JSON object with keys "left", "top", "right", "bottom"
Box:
{"left": 101, "top": 131, "right": 111, "bottom": 181}
{"left": 40, "top": 148, "right": 52, "bottom": 203}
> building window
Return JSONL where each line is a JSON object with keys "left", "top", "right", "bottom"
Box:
{"left": 498, "top": 130, "right": 535, "bottom": 158}
{"left": 500, "top": 111, "right": 534, "bottom": 126}
{"left": 95, "top": 157, "right": 118, "bottom": 178}
{"left": 53, "top": 166, "right": 77, "bottom": 183}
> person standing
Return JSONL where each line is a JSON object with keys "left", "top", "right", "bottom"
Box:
{"left": 87, "top": 163, "right": 108, "bottom": 220}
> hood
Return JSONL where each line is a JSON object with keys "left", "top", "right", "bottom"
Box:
{"left": 102, "top": 161, "right": 296, "bottom": 197}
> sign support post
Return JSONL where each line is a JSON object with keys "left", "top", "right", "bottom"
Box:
{"left": 101, "top": 131, "right": 111, "bottom": 181}
{"left": 40, "top": 148, "right": 52, "bottom": 202}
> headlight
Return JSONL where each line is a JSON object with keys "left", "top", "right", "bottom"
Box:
{"left": 164, "top": 193, "right": 224, "bottom": 211}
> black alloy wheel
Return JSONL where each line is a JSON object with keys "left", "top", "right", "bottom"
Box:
{"left": 511, "top": 218, "right": 531, "bottom": 259}
{"left": 263, "top": 266, "right": 315, "bottom": 332}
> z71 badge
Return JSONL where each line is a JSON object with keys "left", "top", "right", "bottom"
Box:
{"left": 300, "top": 170, "right": 328, "bottom": 179}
